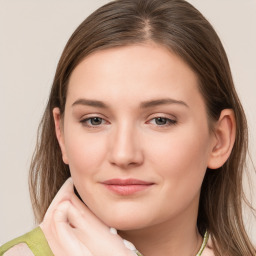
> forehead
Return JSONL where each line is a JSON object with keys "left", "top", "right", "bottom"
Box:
{"left": 66, "top": 43, "right": 203, "bottom": 110}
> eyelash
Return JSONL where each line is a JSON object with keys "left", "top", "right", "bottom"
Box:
{"left": 80, "top": 116, "right": 177, "bottom": 128}
{"left": 147, "top": 117, "right": 177, "bottom": 126}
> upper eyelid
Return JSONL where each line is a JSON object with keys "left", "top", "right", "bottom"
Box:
{"left": 146, "top": 112, "right": 177, "bottom": 120}
{"left": 80, "top": 113, "right": 108, "bottom": 121}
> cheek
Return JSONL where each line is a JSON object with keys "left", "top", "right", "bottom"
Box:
{"left": 147, "top": 126, "right": 210, "bottom": 187}
{"left": 64, "top": 130, "right": 107, "bottom": 175}
{"left": 64, "top": 131, "right": 109, "bottom": 205}
{"left": 142, "top": 125, "right": 211, "bottom": 219}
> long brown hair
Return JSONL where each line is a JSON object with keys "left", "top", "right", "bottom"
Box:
{"left": 29, "top": 0, "right": 255, "bottom": 255}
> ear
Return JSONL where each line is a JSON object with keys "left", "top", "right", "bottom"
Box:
{"left": 53, "top": 107, "right": 69, "bottom": 164}
{"left": 207, "top": 109, "right": 236, "bottom": 169}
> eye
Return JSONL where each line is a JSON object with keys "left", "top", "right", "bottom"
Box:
{"left": 80, "top": 117, "right": 107, "bottom": 127}
{"left": 148, "top": 117, "right": 177, "bottom": 126}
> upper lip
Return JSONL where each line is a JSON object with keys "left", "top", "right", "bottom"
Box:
{"left": 101, "top": 179, "right": 154, "bottom": 185}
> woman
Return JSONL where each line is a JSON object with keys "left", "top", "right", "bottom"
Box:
{"left": 1, "top": 0, "right": 255, "bottom": 255}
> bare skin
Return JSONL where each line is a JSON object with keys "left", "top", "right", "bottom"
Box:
{"left": 41, "top": 178, "right": 137, "bottom": 256}
{"left": 50, "top": 43, "right": 235, "bottom": 255}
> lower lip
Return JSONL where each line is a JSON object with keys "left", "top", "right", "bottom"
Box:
{"left": 103, "top": 184, "right": 153, "bottom": 195}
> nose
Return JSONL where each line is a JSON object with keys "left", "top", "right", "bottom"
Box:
{"left": 108, "top": 123, "right": 144, "bottom": 169}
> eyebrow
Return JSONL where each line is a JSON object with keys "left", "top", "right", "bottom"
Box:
{"left": 72, "top": 98, "right": 189, "bottom": 109}
{"left": 140, "top": 98, "right": 189, "bottom": 108}
{"left": 72, "top": 99, "right": 108, "bottom": 108}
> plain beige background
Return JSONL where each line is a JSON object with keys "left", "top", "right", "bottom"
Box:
{"left": 0, "top": 0, "right": 255, "bottom": 246}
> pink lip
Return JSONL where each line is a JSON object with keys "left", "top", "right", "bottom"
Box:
{"left": 101, "top": 179, "right": 154, "bottom": 195}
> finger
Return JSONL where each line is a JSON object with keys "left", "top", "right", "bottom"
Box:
{"left": 52, "top": 201, "right": 93, "bottom": 256}
{"left": 53, "top": 200, "right": 138, "bottom": 256}
{"left": 40, "top": 179, "right": 137, "bottom": 256}
{"left": 53, "top": 199, "right": 103, "bottom": 237}
{"left": 43, "top": 177, "right": 74, "bottom": 220}
{"left": 68, "top": 192, "right": 110, "bottom": 232}
{"left": 53, "top": 200, "right": 83, "bottom": 229}
{"left": 52, "top": 200, "right": 112, "bottom": 254}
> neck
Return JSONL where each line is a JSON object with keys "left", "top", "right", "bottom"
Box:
{"left": 119, "top": 200, "right": 203, "bottom": 256}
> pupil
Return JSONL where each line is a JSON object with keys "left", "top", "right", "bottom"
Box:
{"left": 156, "top": 117, "right": 167, "bottom": 125}
{"left": 91, "top": 117, "right": 102, "bottom": 125}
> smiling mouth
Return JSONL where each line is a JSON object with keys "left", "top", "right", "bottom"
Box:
{"left": 101, "top": 179, "right": 154, "bottom": 196}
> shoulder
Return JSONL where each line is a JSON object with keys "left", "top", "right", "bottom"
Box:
{"left": 0, "top": 227, "right": 54, "bottom": 256}
{"left": 1, "top": 243, "right": 34, "bottom": 256}
{"left": 201, "top": 234, "right": 214, "bottom": 256}
{"left": 201, "top": 246, "right": 215, "bottom": 256}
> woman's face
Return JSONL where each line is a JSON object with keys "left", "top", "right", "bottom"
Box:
{"left": 56, "top": 43, "right": 216, "bottom": 231}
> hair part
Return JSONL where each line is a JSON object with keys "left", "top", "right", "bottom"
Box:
{"left": 29, "top": 0, "right": 255, "bottom": 255}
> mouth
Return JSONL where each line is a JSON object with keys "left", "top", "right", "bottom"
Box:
{"left": 101, "top": 179, "right": 155, "bottom": 196}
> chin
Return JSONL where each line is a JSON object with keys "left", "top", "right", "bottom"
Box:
{"left": 111, "top": 221, "right": 141, "bottom": 231}
{"left": 98, "top": 210, "right": 153, "bottom": 231}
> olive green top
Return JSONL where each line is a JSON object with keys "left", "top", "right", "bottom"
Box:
{"left": 0, "top": 227, "right": 54, "bottom": 256}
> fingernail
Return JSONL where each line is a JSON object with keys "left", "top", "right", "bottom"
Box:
{"left": 123, "top": 239, "right": 136, "bottom": 250}
{"left": 123, "top": 239, "right": 143, "bottom": 256}
{"left": 109, "top": 227, "right": 117, "bottom": 235}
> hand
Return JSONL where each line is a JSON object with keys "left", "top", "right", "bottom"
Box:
{"left": 40, "top": 178, "right": 138, "bottom": 256}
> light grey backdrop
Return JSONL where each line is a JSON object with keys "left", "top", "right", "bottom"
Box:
{"left": 0, "top": 0, "right": 255, "bottom": 245}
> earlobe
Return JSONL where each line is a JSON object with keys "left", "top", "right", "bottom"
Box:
{"left": 52, "top": 108, "right": 69, "bottom": 164}
{"left": 207, "top": 109, "right": 236, "bottom": 169}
